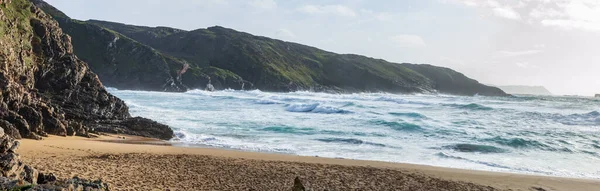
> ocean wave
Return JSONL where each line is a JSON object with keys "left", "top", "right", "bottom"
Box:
{"left": 318, "top": 130, "right": 387, "bottom": 137}
{"left": 105, "top": 87, "right": 118, "bottom": 91}
{"left": 285, "top": 103, "right": 351, "bottom": 114}
{"left": 441, "top": 144, "right": 507, "bottom": 153}
{"left": 374, "top": 97, "right": 431, "bottom": 105}
{"left": 370, "top": 120, "right": 423, "bottom": 132}
{"left": 435, "top": 152, "right": 511, "bottom": 169}
{"left": 172, "top": 131, "right": 295, "bottom": 153}
{"left": 558, "top": 111, "right": 600, "bottom": 126}
{"left": 285, "top": 103, "right": 319, "bottom": 112}
{"left": 523, "top": 110, "right": 600, "bottom": 126}
{"left": 445, "top": 103, "right": 493, "bottom": 111}
{"left": 388, "top": 112, "right": 427, "bottom": 119}
{"left": 435, "top": 152, "right": 550, "bottom": 174}
{"left": 109, "top": 88, "right": 600, "bottom": 179}
{"left": 259, "top": 126, "right": 316, "bottom": 135}
{"left": 253, "top": 99, "right": 280, "bottom": 104}
{"left": 315, "top": 138, "right": 387, "bottom": 147}
{"left": 483, "top": 136, "right": 550, "bottom": 149}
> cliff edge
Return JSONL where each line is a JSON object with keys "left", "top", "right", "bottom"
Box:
{"left": 0, "top": 0, "right": 173, "bottom": 140}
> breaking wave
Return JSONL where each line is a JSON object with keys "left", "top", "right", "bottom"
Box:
{"left": 107, "top": 88, "right": 600, "bottom": 179}
{"left": 285, "top": 103, "right": 351, "bottom": 114}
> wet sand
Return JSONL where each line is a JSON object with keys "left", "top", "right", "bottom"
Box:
{"left": 17, "top": 135, "right": 600, "bottom": 191}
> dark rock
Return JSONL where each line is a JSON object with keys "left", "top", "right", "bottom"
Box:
{"left": 0, "top": 120, "right": 21, "bottom": 139}
{"left": 23, "top": 165, "right": 38, "bottom": 184}
{"left": 292, "top": 177, "right": 306, "bottom": 191}
{"left": 0, "top": 0, "right": 173, "bottom": 140}
{"left": 89, "top": 117, "right": 174, "bottom": 140}
{"left": 531, "top": 187, "right": 548, "bottom": 191}
{"left": 0, "top": 177, "right": 20, "bottom": 190}
{"left": 17, "top": 105, "right": 43, "bottom": 135}
{"left": 37, "top": 172, "right": 57, "bottom": 184}
{"left": 4, "top": 111, "right": 32, "bottom": 138}
{"left": 66, "top": 176, "right": 110, "bottom": 191}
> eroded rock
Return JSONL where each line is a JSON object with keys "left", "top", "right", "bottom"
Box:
{"left": 0, "top": 0, "right": 173, "bottom": 140}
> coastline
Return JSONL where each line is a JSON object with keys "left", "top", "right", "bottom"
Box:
{"left": 19, "top": 134, "right": 600, "bottom": 191}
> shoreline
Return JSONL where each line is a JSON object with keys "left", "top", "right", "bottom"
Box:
{"left": 114, "top": 135, "right": 598, "bottom": 181}
{"left": 18, "top": 134, "right": 600, "bottom": 190}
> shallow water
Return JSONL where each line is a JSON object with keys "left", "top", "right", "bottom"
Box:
{"left": 107, "top": 88, "right": 600, "bottom": 179}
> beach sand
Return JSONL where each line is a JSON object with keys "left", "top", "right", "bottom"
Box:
{"left": 17, "top": 134, "right": 600, "bottom": 191}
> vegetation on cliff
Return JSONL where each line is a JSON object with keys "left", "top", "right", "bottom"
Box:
{"left": 0, "top": 0, "right": 132, "bottom": 189}
{"left": 0, "top": 0, "right": 173, "bottom": 140}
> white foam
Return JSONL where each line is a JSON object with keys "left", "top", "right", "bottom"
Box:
{"left": 285, "top": 103, "right": 319, "bottom": 112}
{"left": 107, "top": 89, "right": 600, "bottom": 179}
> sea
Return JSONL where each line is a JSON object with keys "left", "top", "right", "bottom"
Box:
{"left": 107, "top": 88, "right": 600, "bottom": 179}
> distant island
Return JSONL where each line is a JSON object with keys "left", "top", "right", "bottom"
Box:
{"left": 495, "top": 85, "right": 552, "bottom": 95}
{"left": 32, "top": 0, "right": 507, "bottom": 96}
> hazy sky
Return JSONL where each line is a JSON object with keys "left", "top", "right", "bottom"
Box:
{"left": 45, "top": 0, "right": 600, "bottom": 96}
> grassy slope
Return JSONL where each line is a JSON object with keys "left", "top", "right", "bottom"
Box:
{"left": 94, "top": 23, "right": 437, "bottom": 93}
{"left": 32, "top": 0, "right": 198, "bottom": 91}
{"left": 39, "top": 1, "right": 507, "bottom": 96}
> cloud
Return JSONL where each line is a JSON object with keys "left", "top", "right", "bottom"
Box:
{"left": 275, "top": 28, "right": 296, "bottom": 39}
{"left": 450, "top": 0, "right": 522, "bottom": 20}
{"left": 248, "top": 0, "right": 276, "bottom": 9}
{"left": 390, "top": 34, "right": 427, "bottom": 48}
{"left": 492, "top": 7, "right": 521, "bottom": 20}
{"left": 541, "top": 19, "right": 600, "bottom": 31}
{"left": 298, "top": 4, "right": 357, "bottom": 17}
{"left": 453, "top": 0, "right": 600, "bottom": 31}
{"left": 515, "top": 62, "right": 538, "bottom": 68}
{"left": 374, "top": 12, "right": 393, "bottom": 21}
{"left": 533, "top": 44, "right": 546, "bottom": 49}
{"left": 534, "top": 0, "right": 600, "bottom": 31}
{"left": 494, "top": 49, "right": 543, "bottom": 58}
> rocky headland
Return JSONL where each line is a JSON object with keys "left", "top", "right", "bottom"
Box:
{"left": 0, "top": 0, "right": 173, "bottom": 189}
{"left": 33, "top": 0, "right": 508, "bottom": 96}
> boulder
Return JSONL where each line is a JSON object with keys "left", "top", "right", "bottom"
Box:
{"left": 89, "top": 117, "right": 174, "bottom": 140}
{"left": 292, "top": 177, "right": 307, "bottom": 191}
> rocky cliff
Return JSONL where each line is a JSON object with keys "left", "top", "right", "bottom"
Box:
{"left": 34, "top": 0, "right": 507, "bottom": 96}
{"left": 0, "top": 0, "right": 173, "bottom": 140}
{"left": 0, "top": 0, "right": 136, "bottom": 189}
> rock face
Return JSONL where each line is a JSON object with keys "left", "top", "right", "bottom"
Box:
{"left": 0, "top": 0, "right": 173, "bottom": 139}
{"left": 0, "top": 127, "right": 109, "bottom": 190}
{"left": 33, "top": 0, "right": 508, "bottom": 96}
{"left": 400, "top": 64, "right": 508, "bottom": 96}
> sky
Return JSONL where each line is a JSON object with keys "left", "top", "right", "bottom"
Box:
{"left": 45, "top": 0, "right": 600, "bottom": 96}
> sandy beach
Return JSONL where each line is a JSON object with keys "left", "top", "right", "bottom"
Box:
{"left": 17, "top": 134, "right": 600, "bottom": 191}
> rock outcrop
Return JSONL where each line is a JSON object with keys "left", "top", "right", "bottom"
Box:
{"left": 0, "top": 0, "right": 173, "bottom": 140}
{"left": 401, "top": 64, "right": 508, "bottom": 96}
{"left": 33, "top": 0, "right": 507, "bottom": 96}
